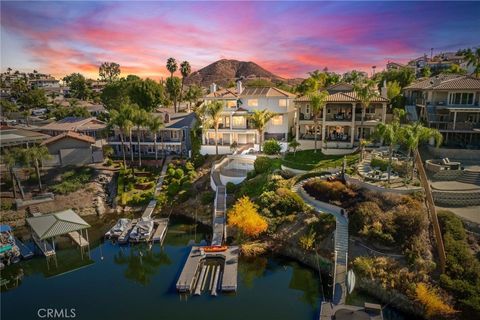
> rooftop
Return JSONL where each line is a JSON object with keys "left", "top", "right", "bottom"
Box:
{"left": 41, "top": 131, "right": 95, "bottom": 146}
{"left": 205, "top": 86, "right": 296, "bottom": 99}
{"left": 26, "top": 209, "right": 90, "bottom": 240}
{"left": 405, "top": 74, "right": 480, "bottom": 90}
{"left": 40, "top": 117, "right": 106, "bottom": 132}
{"left": 0, "top": 126, "right": 51, "bottom": 147}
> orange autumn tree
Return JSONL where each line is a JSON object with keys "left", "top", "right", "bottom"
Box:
{"left": 228, "top": 196, "right": 268, "bottom": 239}
{"left": 415, "top": 283, "right": 456, "bottom": 319}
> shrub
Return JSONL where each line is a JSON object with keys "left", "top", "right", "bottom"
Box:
{"left": 254, "top": 156, "right": 272, "bottom": 174}
{"left": 303, "top": 179, "right": 356, "bottom": 204}
{"left": 370, "top": 157, "right": 389, "bottom": 171}
{"left": 299, "top": 228, "right": 316, "bottom": 251}
{"left": 201, "top": 191, "right": 215, "bottom": 205}
{"left": 226, "top": 182, "right": 238, "bottom": 194}
{"left": 257, "top": 187, "right": 305, "bottom": 217}
{"left": 228, "top": 196, "right": 268, "bottom": 238}
{"left": 105, "top": 158, "right": 113, "bottom": 166}
{"left": 262, "top": 139, "right": 281, "bottom": 155}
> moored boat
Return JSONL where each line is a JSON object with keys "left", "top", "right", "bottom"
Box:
{"left": 203, "top": 246, "right": 228, "bottom": 253}
{"left": 129, "top": 218, "right": 154, "bottom": 243}
{"left": 105, "top": 218, "right": 131, "bottom": 239}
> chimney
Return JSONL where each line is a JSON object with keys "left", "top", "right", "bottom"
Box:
{"left": 236, "top": 80, "right": 243, "bottom": 94}
{"left": 210, "top": 83, "right": 217, "bottom": 94}
{"left": 381, "top": 80, "right": 387, "bottom": 99}
{"left": 164, "top": 113, "right": 170, "bottom": 123}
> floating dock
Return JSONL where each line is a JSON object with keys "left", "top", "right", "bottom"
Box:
{"left": 67, "top": 231, "right": 89, "bottom": 248}
{"left": 150, "top": 218, "right": 169, "bottom": 244}
{"left": 14, "top": 237, "right": 33, "bottom": 259}
{"left": 176, "top": 246, "right": 239, "bottom": 294}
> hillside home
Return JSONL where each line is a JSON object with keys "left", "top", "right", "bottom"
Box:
{"left": 201, "top": 81, "right": 296, "bottom": 154}
{"left": 295, "top": 83, "right": 388, "bottom": 154}
{"left": 41, "top": 131, "right": 100, "bottom": 166}
{"left": 404, "top": 74, "right": 480, "bottom": 148}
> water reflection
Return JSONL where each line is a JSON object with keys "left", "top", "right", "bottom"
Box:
{"left": 289, "top": 266, "right": 321, "bottom": 306}
{"left": 113, "top": 245, "right": 171, "bottom": 285}
{"left": 238, "top": 256, "right": 268, "bottom": 288}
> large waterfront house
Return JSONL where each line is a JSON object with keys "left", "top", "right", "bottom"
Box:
{"left": 108, "top": 112, "right": 196, "bottom": 158}
{"left": 201, "top": 82, "right": 296, "bottom": 154}
{"left": 295, "top": 83, "right": 389, "bottom": 154}
{"left": 404, "top": 74, "right": 480, "bottom": 148}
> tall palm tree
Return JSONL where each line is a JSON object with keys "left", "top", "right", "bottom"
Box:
{"left": 465, "top": 47, "right": 480, "bottom": 77}
{"left": 310, "top": 91, "right": 328, "bottom": 153}
{"left": 354, "top": 79, "right": 379, "bottom": 139}
{"left": 133, "top": 108, "right": 149, "bottom": 167}
{"left": 249, "top": 109, "right": 276, "bottom": 152}
{"left": 374, "top": 121, "right": 402, "bottom": 184}
{"left": 180, "top": 61, "right": 191, "bottom": 108}
{"left": 109, "top": 104, "right": 133, "bottom": 169}
{"left": 24, "top": 145, "right": 51, "bottom": 192}
{"left": 148, "top": 116, "right": 164, "bottom": 166}
{"left": 3, "top": 148, "right": 21, "bottom": 199}
{"left": 206, "top": 101, "right": 224, "bottom": 155}
{"left": 401, "top": 122, "right": 443, "bottom": 179}
{"left": 166, "top": 58, "right": 178, "bottom": 111}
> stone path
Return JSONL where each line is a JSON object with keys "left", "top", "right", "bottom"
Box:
{"left": 293, "top": 178, "right": 348, "bottom": 305}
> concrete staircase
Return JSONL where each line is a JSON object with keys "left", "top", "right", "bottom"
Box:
{"left": 293, "top": 179, "right": 348, "bottom": 305}
{"left": 457, "top": 170, "right": 480, "bottom": 185}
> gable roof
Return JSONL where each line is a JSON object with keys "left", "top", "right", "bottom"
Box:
{"left": 240, "top": 86, "right": 296, "bottom": 98}
{"left": 41, "top": 131, "right": 95, "bottom": 146}
{"left": 404, "top": 74, "right": 480, "bottom": 90}
{"left": 205, "top": 88, "right": 238, "bottom": 98}
{"left": 26, "top": 209, "right": 90, "bottom": 240}
{"left": 296, "top": 91, "right": 388, "bottom": 103}
{"left": 40, "top": 117, "right": 106, "bottom": 132}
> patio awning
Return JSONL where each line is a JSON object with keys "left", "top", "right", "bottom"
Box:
{"left": 26, "top": 209, "right": 90, "bottom": 240}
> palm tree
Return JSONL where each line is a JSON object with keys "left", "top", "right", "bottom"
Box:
{"left": 249, "top": 109, "right": 276, "bottom": 153}
{"left": 110, "top": 104, "right": 133, "bottom": 169}
{"left": 24, "top": 145, "right": 51, "bottom": 192}
{"left": 206, "top": 101, "right": 224, "bottom": 155}
{"left": 401, "top": 122, "right": 443, "bottom": 179}
{"left": 180, "top": 61, "right": 191, "bottom": 108}
{"left": 148, "top": 116, "right": 164, "bottom": 166}
{"left": 374, "top": 121, "right": 402, "bottom": 184}
{"left": 354, "top": 79, "right": 379, "bottom": 139}
{"left": 310, "top": 91, "right": 328, "bottom": 152}
{"left": 3, "top": 148, "right": 22, "bottom": 199}
{"left": 465, "top": 47, "right": 480, "bottom": 77}
{"left": 166, "top": 58, "right": 178, "bottom": 111}
{"left": 133, "top": 108, "right": 149, "bottom": 167}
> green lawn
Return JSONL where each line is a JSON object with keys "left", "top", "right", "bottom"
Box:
{"left": 282, "top": 150, "right": 359, "bottom": 171}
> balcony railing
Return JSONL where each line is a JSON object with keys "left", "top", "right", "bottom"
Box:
{"left": 326, "top": 114, "right": 352, "bottom": 121}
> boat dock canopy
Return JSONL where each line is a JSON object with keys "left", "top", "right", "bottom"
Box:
{"left": 26, "top": 209, "right": 90, "bottom": 240}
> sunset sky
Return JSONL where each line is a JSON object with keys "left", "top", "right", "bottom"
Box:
{"left": 1, "top": 1, "right": 479, "bottom": 80}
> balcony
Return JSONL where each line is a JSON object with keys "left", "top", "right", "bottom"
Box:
{"left": 326, "top": 114, "right": 352, "bottom": 122}
{"left": 354, "top": 114, "right": 382, "bottom": 122}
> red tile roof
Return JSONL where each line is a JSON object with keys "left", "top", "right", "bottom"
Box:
{"left": 41, "top": 131, "right": 95, "bottom": 146}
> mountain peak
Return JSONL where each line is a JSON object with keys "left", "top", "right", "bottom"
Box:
{"left": 185, "top": 59, "right": 285, "bottom": 87}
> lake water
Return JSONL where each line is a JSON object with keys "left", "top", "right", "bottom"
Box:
{"left": 1, "top": 216, "right": 417, "bottom": 320}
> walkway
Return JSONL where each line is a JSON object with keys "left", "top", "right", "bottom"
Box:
{"left": 292, "top": 178, "right": 348, "bottom": 305}
{"left": 155, "top": 156, "right": 172, "bottom": 196}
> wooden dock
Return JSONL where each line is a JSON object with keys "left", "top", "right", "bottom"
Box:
{"left": 67, "top": 231, "right": 89, "bottom": 247}
{"left": 150, "top": 218, "right": 169, "bottom": 244}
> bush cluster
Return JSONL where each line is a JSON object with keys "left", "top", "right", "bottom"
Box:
{"left": 262, "top": 139, "right": 281, "bottom": 155}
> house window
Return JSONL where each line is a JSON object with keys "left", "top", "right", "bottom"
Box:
{"left": 305, "top": 105, "right": 310, "bottom": 114}
{"left": 227, "top": 100, "right": 236, "bottom": 108}
{"left": 171, "top": 131, "right": 180, "bottom": 139}
{"left": 449, "top": 92, "right": 474, "bottom": 105}
{"left": 279, "top": 99, "right": 287, "bottom": 107}
{"left": 271, "top": 115, "right": 283, "bottom": 126}
{"left": 248, "top": 99, "right": 258, "bottom": 107}
{"left": 232, "top": 116, "right": 245, "bottom": 128}
{"left": 224, "top": 117, "right": 230, "bottom": 128}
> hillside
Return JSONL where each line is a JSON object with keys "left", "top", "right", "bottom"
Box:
{"left": 185, "top": 59, "right": 299, "bottom": 87}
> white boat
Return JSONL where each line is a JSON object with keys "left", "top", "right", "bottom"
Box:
{"left": 129, "top": 218, "right": 154, "bottom": 243}
{"left": 105, "top": 218, "right": 131, "bottom": 239}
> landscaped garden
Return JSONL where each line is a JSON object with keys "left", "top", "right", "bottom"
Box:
{"left": 117, "top": 167, "right": 158, "bottom": 206}
{"left": 51, "top": 167, "right": 95, "bottom": 194}
{"left": 282, "top": 150, "right": 359, "bottom": 171}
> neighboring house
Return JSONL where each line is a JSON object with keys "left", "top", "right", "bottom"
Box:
{"left": 39, "top": 117, "right": 106, "bottom": 139}
{"left": 41, "top": 131, "right": 100, "bottom": 166}
{"left": 404, "top": 74, "right": 480, "bottom": 148}
{"left": 108, "top": 112, "right": 196, "bottom": 158}
{"left": 295, "top": 83, "right": 388, "bottom": 154}
{"left": 201, "top": 81, "right": 296, "bottom": 154}
{"left": 0, "top": 126, "right": 50, "bottom": 150}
